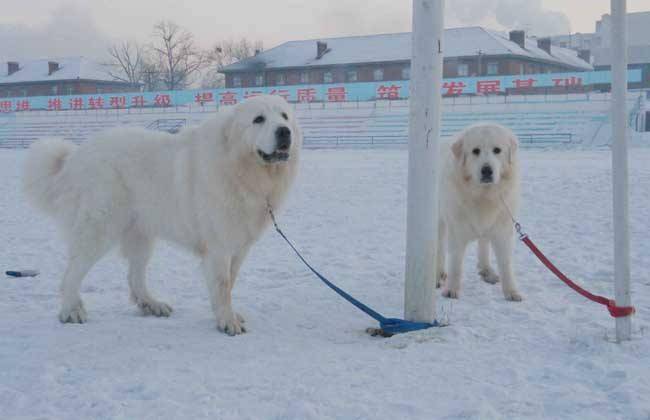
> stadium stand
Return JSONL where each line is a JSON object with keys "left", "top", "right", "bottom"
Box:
{"left": 0, "top": 93, "right": 645, "bottom": 149}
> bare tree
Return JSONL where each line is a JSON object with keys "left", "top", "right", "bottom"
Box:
{"left": 141, "top": 59, "right": 163, "bottom": 92}
{"left": 201, "top": 38, "right": 263, "bottom": 88}
{"left": 150, "top": 20, "right": 205, "bottom": 91}
{"left": 106, "top": 40, "right": 145, "bottom": 85}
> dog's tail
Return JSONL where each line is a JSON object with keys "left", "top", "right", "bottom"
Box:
{"left": 23, "top": 138, "right": 77, "bottom": 215}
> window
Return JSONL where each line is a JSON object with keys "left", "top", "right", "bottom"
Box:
{"left": 487, "top": 62, "right": 499, "bottom": 75}
{"left": 373, "top": 68, "right": 384, "bottom": 81}
{"left": 346, "top": 70, "right": 358, "bottom": 82}
{"left": 300, "top": 72, "right": 309, "bottom": 84}
{"left": 401, "top": 66, "right": 410, "bottom": 80}
{"left": 51, "top": 85, "right": 58, "bottom": 95}
{"left": 233, "top": 75, "right": 242, "bottom": 88}
{"left": 255, "top": 73, "right": 264, "bottom": 86}
{"left": 276, "top": 73, "right": 286, "bottom": 85}
{"left": 457, "top": 63, "right": 469, "bottom": 77}
{"left": 323, "top": 71, "right": 333, "bottom": 84}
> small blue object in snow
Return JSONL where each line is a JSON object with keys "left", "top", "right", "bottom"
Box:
{"left": 379, "top": 318, "right": 440, "bottom": 335}
{"left": 268, "top": 206, "right": 442, "bottom": 337}
{"left": 6, "top": 270, "right": 40, "bottom": 277}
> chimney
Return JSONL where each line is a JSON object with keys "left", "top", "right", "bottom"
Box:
{"left": 578, "top": 49, "right": 591, "bottom": 63}
{"left": 316, "top": 41, "right": 329, "bottom": 59}
{"left": 48, "top": 61, "right": 59, "bottom": 75}
{"left": 509, "top": 30, "right": 526, "bottom": 49}
{"left": 537, "top": 37, "right": 552, "bottom": 54}
{"left": 7, "top": 61, "right": 19, "bottom": 76}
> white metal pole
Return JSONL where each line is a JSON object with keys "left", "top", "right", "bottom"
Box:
{"left": 611, "top": 0, "right": 632, "bottom": 341}
{"left": 404, "top": 0, "right": 444, "bottom": 323}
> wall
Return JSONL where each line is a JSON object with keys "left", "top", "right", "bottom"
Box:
{"left": 0, "top": 69, "right": 642, "bottom": 112}
{"left": 227, "top": 55, "right": 590, "bottom": 88}
{"left": 0, "top": 81, "right": 139, "bottom": 98}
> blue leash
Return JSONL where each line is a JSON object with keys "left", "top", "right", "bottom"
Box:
{"left": 268, "top": 205, "right": 440, "bottom": 336}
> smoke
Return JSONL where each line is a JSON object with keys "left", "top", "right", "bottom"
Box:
{"left": 0, "top": 3, "right": 111, "bottom": 62}
{"left": 448, "top": 0, "right": 571, "bottom": 36}
{"left": 315, "top": 0, "right": 411, "bottom": 37}
{"left": 313, "top": 0, "right": 570, "bottom": 39}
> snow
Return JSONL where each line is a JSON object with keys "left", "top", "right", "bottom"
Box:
{"left": 223, "top": 27, "right": 592, "bottom": 73}
{"left": 1, "top": 148, "right": 649, "bottom": 419}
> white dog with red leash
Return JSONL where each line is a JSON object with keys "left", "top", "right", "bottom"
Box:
{"left": 437, "top": 123, "right": 522, "bottom": 301}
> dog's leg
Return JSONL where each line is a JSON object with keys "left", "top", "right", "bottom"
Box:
{"left": 477, "top": 238, "right": 499, "bottom": 284}
{"left": 59, "top": 228, "right": 110, "bottom": 323}
{"left": 442, "top": 235, "right": 467, "bottom": 299}
{"left": 228, "top": 249, "right": 249, "bottom": 325}
{"left": 491, "top": 229, "right": 523, "bottom": 301}
{"left": 436, "top": 219, "right": 447, "bottom": 288}
{"left": 202, "top": 252, "right": 245, "bottom": 335}
{"left": 122, "top": 230, "right": 172, "bottom": 317}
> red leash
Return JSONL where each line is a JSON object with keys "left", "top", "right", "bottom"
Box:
{"left": 498, "top": 195, "right": 635, "bottom": 318}
{"left": 515, "top": 223, "right": 635, "bottom": 318}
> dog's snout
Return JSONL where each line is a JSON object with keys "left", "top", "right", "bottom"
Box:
{"left": 480, "top": 165, "right": 494, "bottom": 183}
{"left": 275, "top": 126, "right": 291, "bottom": 151}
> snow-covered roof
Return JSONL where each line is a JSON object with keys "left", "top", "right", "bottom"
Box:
{"left": 222, "top": 27, "right": 593, "bottom": 73}
{"left": 0, "top": 57, "right": 124, "bottom": 84}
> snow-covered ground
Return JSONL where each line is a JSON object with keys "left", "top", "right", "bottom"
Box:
{"left": 1, "top": 148, "right": 648, "bottom": 420}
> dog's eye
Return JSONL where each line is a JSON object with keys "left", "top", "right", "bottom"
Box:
{"left": 493, "top": 147, "right": 501, "bottom": 154}
{"left": 253, "top": 115, "right": 265, "bottom": 124}
{"left": 472, "top": 148, "right": 480, "bottom": 156}
{"left": 281, "top": 112, "right": 289, "bottom": 121}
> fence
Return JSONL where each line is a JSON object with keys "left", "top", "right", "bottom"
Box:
{"left": 303, "top": 132, "right": 574, "bottom": 149}
{"left": 146, "top": 118, "right": 187, "bottom": 133}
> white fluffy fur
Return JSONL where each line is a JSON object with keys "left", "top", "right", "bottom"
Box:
{"left": 437, "top": 123, "right": 522, "bottom": 301}
{"left": 23, "top": 95, "right": 301, "bottom": 334}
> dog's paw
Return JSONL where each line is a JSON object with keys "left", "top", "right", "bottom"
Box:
{"left": 235, "top": 312, "right": 246, "bottom": 324}
{"left": 136, "top": 299, "right": 173, "bottom": 317}
{"left": 442, "top": 288, "right": 460, "bottom": 299}
{"left": 479, "top": 268, "right": 500, "bottom": 284}
{"left": 436, "top": 271, "right": 448, "bottom": 288}
{"left": 217, "top": 312, "right": 247, "bottom": 336}
{"left": 59, "top": 302, "right": 87, "bottom": 324}
{"left": 504, "top": 290, "right": 523, "bottom": 302}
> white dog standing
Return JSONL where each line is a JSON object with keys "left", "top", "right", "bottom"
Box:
{"left": 23, "top": 94, "right": 301, "bottom": 335}
{"left": 437, "top": 123, "right": 522, "bottom": 301}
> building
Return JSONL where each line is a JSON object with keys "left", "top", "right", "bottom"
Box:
{"left": 0, "top": 57, "right": 141, "bottom": 98}
{"left": 550, "top": 33, "right": 595, "bottom": 55}
{"left": 551, "top": 11, "right": 650, "bottom": 88}
{"left": 220, "top": 27, "right": 592, "bottom": 89}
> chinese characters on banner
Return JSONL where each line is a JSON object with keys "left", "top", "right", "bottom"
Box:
{"left": 0, "top": 70, "right": 640, "bottom": 112}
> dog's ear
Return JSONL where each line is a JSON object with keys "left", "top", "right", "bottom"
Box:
{"left": 452, "top": 137, "right": 464, "bottom": 163}
{"left": 508, "top": 135, "right": 519, "bottom": 164}
{"left": 220, "top": 109, "right": 236, "bottom": 144}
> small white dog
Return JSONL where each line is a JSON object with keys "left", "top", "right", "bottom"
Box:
{"left": 437, "top": 123, "right": 522, "bottom": 301}
{"left": 23, "top": 95, "right": 301, "bottom": 335}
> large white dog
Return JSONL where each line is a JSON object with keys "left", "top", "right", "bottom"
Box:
{"left": 23, "top": 94, "right": 301, "bottom": 335}
{"left": 437, "top": 123, "right": 522, "bottom": 301}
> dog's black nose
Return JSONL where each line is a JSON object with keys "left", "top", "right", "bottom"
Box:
{"left": 275, "top": 126, "right": 291, "bottom": 151}
{"left": 481, "top": 165, "right": 493, "bottom": 180}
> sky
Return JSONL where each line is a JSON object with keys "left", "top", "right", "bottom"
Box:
{"left": 1, "top": 0, "right": 649, "bottom": 61}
